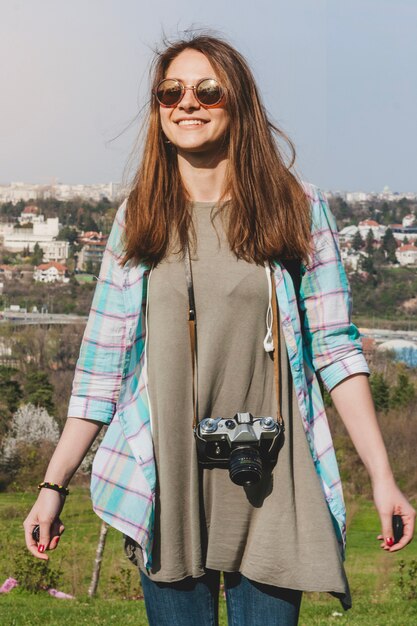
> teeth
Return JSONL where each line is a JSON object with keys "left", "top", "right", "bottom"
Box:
{"left": 178, "top": 120, "right": 205, "bottom": 126}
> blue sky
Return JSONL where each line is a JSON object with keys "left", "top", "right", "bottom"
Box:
{"left": 1, "top": 0, "right": 416, "bottom": 191}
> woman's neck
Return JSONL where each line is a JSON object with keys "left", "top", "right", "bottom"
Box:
{"left": 177, "top": 150, "right": 228, "bottom": 202}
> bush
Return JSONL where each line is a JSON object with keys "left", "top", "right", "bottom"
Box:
{"left": 370, "top": 372, "right": 390, "bottom": 412}
{"left": 11, "top": 546, "right": 62, "bottom": 593}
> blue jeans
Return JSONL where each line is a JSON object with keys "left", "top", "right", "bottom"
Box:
{"left": 139, "top": 569, "right": 302, "bottom": 626}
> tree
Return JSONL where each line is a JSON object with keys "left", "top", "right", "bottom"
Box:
{"left": 31, "top": 242, "right": 44, "bottom": 266}
{"left": 365, "top": 229, "right": 375, "bottom": 255}
{"left": 403, "top": 236, "right": 409, "bottom": 245}
{"left": 381, "top": 228, "right": 397, "bottom": 263}
{"left": 0, "top": 366, "right": 23, "bottom": 443}
{"left": 1, "top": 404, "right": 59, "bottom": 458}
{"left": 88, "top": 522, "right": 109, "bottom": 597}
{"left": 370, "top": 372, "right": 390, "bottom": 412}
{"left": 390, "top": 371, "right": 415, "bottom": 408}
{"left": 360, "top": 254, "right": 375, "bottom": 275}
{"left": 25, "top": 370, "right": 55, "bottom": 414}
{"left": 57, "top": 226, "right": 79, "bottom": 245}
{"left": 351, "top": 230, "right": 364, "bottom": 251}
{"left": 0, "top": 366, "right": 22, "bottom": 415}
{"left": 0, "top": 403, "right": 59, "bottom": 490}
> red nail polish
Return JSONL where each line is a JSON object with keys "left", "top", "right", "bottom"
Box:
{"left": 38, "top": 544, "right": 45, "bottom": 553}
{"left": 386, "top": 537, "right": 394, "bottom": 547}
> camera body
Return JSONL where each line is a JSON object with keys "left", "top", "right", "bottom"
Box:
{"left": 194, "top": 412, "right": 283, "bottom": 486}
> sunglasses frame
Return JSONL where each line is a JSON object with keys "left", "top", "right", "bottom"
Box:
{"left": 154, "top": 77, "right": 225, "bottom": 108}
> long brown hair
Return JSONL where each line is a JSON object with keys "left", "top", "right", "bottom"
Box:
{"left": 123, "top": 33, "right": 311, "bottom": 267}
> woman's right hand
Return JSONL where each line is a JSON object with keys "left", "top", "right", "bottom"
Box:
{"left": 23, "top": 489, "right": 66, "bottom": 560}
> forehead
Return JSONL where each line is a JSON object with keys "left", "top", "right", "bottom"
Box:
{"left": 165, "top": 49, "right": 218, "bottom": 82}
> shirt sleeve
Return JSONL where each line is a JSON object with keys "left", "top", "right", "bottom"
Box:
{"left": 299, "top": 184, "right": 370, "bottom": 392}
{"left": 67, "top": 200, "right": 128, "bottom": 424}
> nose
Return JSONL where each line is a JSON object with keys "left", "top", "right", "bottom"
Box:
{"left": 178, "top": 86, "right": 200, "bottom": 111}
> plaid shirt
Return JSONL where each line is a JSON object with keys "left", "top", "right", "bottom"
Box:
{"left": 68, "top": 182, "right": 369, "bottom": 569}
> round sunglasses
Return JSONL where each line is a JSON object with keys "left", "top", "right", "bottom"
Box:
{"left": 154, "top": 78, "right": 224, "bottom": 108}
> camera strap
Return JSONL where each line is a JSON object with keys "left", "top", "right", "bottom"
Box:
{"left": 184, "top": 243, "right": 283, "bottom": 430}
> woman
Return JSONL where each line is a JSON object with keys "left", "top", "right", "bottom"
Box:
{"left": 24, "top": 34, "right": 415, "bottom": 625}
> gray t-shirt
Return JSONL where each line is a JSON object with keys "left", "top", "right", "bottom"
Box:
{"left": 124, "top": 201, "right": 351, "bottom": 610}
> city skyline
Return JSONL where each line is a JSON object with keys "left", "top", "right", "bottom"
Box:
{"left": 1, "top": 1, "right": 417, "bottom": 191}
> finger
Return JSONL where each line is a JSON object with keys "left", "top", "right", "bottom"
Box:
{"left": 48, "top": 535, "right": 61, "bottom": 550}
{"left": 38, "top": 521, "right": 52, "bottom": 554}
{"left": 48, "top": 520, "right": 65, "bottom": 551}
{"left": 23, "top": 522, "right": 49, "bottom": 561}
{"left": 379, "top": 512, "right": 394, "bottom": 550}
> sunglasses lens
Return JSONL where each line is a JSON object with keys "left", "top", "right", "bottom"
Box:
{"left": 156, "top": 80, "right": 183, "bottom": 106}
{"left": 196, "top": 79, "right": 223, "bottom": 106}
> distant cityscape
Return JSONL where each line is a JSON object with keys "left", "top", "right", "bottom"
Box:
{"left": 0, "top": 181, "right": 122, "bottom": 204}
{"left": 327, "top": 186, "right": 417, "bottom": 204}
{"left": 1, "top": 181, "right": 417, "bottom": 205}
{"left": 0, "top": 181, "right": 416, "bottom": 296}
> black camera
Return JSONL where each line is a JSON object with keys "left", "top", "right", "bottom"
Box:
{"left": 194, "top": 412, "right": 284, "bottom": 486}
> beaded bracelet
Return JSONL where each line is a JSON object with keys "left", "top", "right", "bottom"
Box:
{"left": 38, "top": 481, "right": 70, "bottom": 496}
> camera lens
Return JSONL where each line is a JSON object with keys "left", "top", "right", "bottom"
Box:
{"left": 229, "top": 446, "right": 263, "bottom": 486}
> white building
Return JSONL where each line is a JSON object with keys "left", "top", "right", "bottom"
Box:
{"left": 346, "top": 191, "right": 371, "bottom": 204}
{"left": 0, "top": 223, "right": 15, "bottom": 238}
{"left": 339, "top": 225, "right": 358, "bottom": 243}
{"left": 3, "top": 213, "right": 68, "bottom": 261}
{"left": 340, "top": 248, "right": 368, "bottom": 272}
{"left": 0, "top": 181, "right": 121, "bottom": 204}
{"left": 402, "top": 214, "right": 416, "bottom": 228}
{"left": 33, "top": 262, "right": 69, "bottom": 283}
{"left": 42, "top": 240, "right": 70, "bottom": 262}
{"left": 358, "top": 219, "right": 386, "bottom": 241}
{"left": 18, "top": 204, "right": 40, "bottom": 225}
{"left": 396, "top": 244, "right": 417, "bottom": 266}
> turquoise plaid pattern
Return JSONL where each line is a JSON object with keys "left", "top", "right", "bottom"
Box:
{"left": 68, "top": 182, "right": 370, "bottom": 568}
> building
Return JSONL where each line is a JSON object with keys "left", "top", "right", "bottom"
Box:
{"left": 389, "top": 224, "right": 417, "bottom": 242}
{"left": 360, "top": 336, "right": 376, "bottom": 365}
{"left": 346, "top": 192, "right": 371, "bottom": 204}
{"left": 0, "top": 265, "right": 18, "bottom": 281}
{"left": 338, "top": 224, "right": 358, "bottom": 243}
{"left": 0, "top": 181, "right": 122, "bottom": 204}
{"left": 395, "top": 244, "right": 417, "bottom": 266}
{"left": 340, "top": 247, "right": 368, "bottom": 272}
{"left": 358, "top": 219, "right": 386, "bottom": 241}
{"left": 2, "top": 208, "right": 69, "bottom": 261}
{"left": 41, "top": 240, "right": 70, "bottom": 263}
{"left": 402, "top": 214, "right": 416, "bottom": 228}
{"left": 18, "top": 205, "right": 43, "bottom": 225}
{"left": 77, "top": 231, "right": 108, "bottom": 271}
{"left": 33, "top": 262, "right": 70, "bottom": 283}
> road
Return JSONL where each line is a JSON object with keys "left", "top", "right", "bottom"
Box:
{"left": 359, "top": 327, "right": 417, "bottom": 345}
{"left": 0, "top": 312, "right": 88, "bottom": 325}
{"left": 1, "top": 313, "right": 417, "bottom": 347}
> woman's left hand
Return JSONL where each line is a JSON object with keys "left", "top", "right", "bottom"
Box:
{"left": 372, "top": 477, "right": 416, "bottom": 552}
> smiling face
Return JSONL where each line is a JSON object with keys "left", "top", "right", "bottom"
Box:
{"left": 159, "top": 49, "right": 230, "bottom": 158}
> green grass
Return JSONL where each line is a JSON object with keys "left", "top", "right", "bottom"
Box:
{"left": 0, "top": 491, "right": 416, "bottom": 625}
{"left": 74, "top": 274, "right": 97, "bottom": 284}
